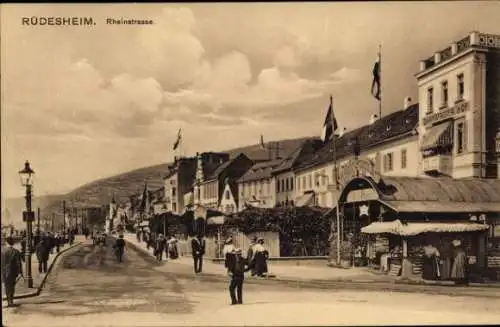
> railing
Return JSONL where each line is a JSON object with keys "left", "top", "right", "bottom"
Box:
{"left": 477, "top": 33, "right": 500, "bottom": 48}
{"left": 457, "top": 35, "right": 471, "bottom": 53}
{"left": 439, "top": 46, "right": 452, "bottom": 61}
{"left": 424, "top": 56, "right": 435, "bottom": 69}
{"left": 422, "top": 155, "right": 452, "bottom": 175}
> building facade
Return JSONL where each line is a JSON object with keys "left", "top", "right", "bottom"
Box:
{"left": 237, "top": 159, "right": 281, "bottom": 211}
{"left": 417, "top": 31, "right": 500, "bottom": 179}
{"left": 293, "top": 102, "right": 419, "bottom": 209}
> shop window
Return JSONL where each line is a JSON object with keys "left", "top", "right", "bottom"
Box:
{"left": 456, "top": 121, "right": 467, "bottom": 154}
{"left": 457, "top": 74, "right": 464, "bottom": 100}
{"left": 383, "top": 152, "right": 394, "bottom": 172}
{"left": 427, "top": 87, "right": 434, "bottom": 114}
{"left": 441, "top": 80, "right": 448, "bottom": 108}
{"left": 401, "top": 149, "right": 407, "bottom": 169}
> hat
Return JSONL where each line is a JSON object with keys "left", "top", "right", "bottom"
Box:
{"left": 232, "top": 248, "right": 242, "bottom": 254}
{"left": 452, "top": 240, "right": 462, "bottom": 247}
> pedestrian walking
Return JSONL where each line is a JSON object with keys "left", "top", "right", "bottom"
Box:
{"left": 422, "top": 244, "right": 440, "bottom": 280}
{"left": 1, "top": 237, "right": 24, "bottom": 307}
{"left": 253, "top": 237, "right": 269, "bottom": 277}
{"left": 247, "top": 236, "right": 257, "bottom": 276}
{"left": 227, "top": 248, "right": 249, "bottom": 305}
{"left": 451, "top": 240, "right": 469, "bottom": 285}
{"left": 223, "top": 237, "right": 235, "bottom": 269}
{"left": 136, "top": 229, "right": 141, "bottom": 243}
{"left": 191, "top": 234, "right": 206, "bottom": 273}
{"left": 113, "top": 234, "right": 126, "bottom": 263}
{"left": 154, "top": 234, "right": 167, "bottom": 262}
{"left": 35, "top": 237, "right": 50, "bottom": 274}
{"left": 55, "top": 232, "right": 61, "bottom": 253}
{"left": 168, "top": 236, "right": 179, "bottom": 260}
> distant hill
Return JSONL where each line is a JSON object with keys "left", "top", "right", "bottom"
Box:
{"left": 37, "top": 136, "right": 316, "bottom": 219}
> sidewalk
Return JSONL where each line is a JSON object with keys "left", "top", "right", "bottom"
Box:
{"left": 2, "top": 236, "right": 85, "bottom": 300}
{"left": 122, "top": 234, "right": 393, "bottom": 283}
{"left": 123, "top": 233, "right": 500, "bottom": 289}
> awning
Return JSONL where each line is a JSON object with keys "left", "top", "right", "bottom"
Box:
{"left": 382, "top": 200, "right": 500, "bottom": 213}
{"left": 420, "top": 121, "right": 453, "bottom": 150}
{"left": 207, "top": 215, "right": 225, "bottom": 225}
{"left": 296, "top": 193, "right": 315, "bottom": 207}
{"left": 361, "top": 219, "right": 489, "bottom": 236}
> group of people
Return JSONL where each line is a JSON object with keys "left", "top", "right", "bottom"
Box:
{"left": 153, "top": 233, "right": 179, "bottom": 262}
{"left": 221, "top": 235, "right": 269, "bottom": 305}
{"left": 422, "top": 239, "right": 470, "bottom": 285}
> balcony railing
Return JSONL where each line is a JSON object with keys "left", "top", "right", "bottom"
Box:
{"left": 422, "top": 155, "right": 452, "bottom": 175}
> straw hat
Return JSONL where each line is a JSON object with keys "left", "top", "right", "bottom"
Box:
{"left": 452, "top": 239, "right": 462, "bottom": 247}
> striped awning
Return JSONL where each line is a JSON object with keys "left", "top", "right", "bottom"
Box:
{"left": 296, "top": 192, "right": 315, "bottom": 207}
{"left": 421, "top": 121, "right": 453, "bottom": 150}
{"left": 361, "top": 219, "right": 489, "bottom": 236}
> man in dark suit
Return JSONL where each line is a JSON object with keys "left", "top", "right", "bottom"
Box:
{"left": 35, "top": 237, "right": 50, "bottom": 274}
{"left": 191, "top": 234, "right": 206, "bottom": 273}
{"left": 227, "top": 248, "right": 249, "bottom": 305}
{"left": 1, "top": 237, "right": 24, "bottom": 307}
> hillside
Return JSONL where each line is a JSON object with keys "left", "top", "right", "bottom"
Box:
{"left": 39, "top": 136, "right": 316, "bottom": 217}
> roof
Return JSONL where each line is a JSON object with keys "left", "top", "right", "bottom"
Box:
{"left": 295, "top": 104, "right": 419, "bottom": 172}
{"left": 361, "top": 220, "right": 489, "bottom": 236}
{"left": 378, "top": 177, "right": 500, "bottom": 203}
{"left": 271, "top": 139, "right": 323, "bottom": 175}
{"left": 206, "top": 153, "right": 249, "bottom": 181}
{"left": 237, "top": 159, "right": 283, "bottom": 183}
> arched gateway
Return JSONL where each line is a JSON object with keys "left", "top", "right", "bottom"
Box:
{"left": 332, "top": 172, "right": 500, "bottom": 281}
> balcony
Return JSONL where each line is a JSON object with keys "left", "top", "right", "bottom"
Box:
{"left": 422, "top": 155, "right": 452, "bottom": 175}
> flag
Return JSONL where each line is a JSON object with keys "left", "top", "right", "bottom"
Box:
{"left": 321, "top": 95, "right": 338, "bottom": 143}
{"left": 259, "top": 134, "right": 266, "bottom": 150}
{"left": 173, "top": 129, "right": 182, "bottom": 151}
{"left": 371, "top": 52, "right": 381, "bottom": 101}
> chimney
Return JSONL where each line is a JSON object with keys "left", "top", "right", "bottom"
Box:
{"left": 369, "top": 114, "right": 378, "bottom": 125}
{"left": 404, "top": 96, "right": 412, "bottom": 109}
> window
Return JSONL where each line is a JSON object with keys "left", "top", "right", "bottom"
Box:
{"left": 441, "top": 81, "right": 448, "bottom": 107}
{"left": 456, "top": 121, "right": 467, "bottom": 154}
{"left": 290, "top": 178, "right": 294, "bottom": 190}
{"left": 427, "top": 87, "right": 434, "bottom": 113}
{"left": 285, "top": 178, "right": 289, "bottom": 192}
{"left": 457, "top": 74, "right": 464, "bottom": 100}
{"left": 383, "top": 152, "right": 394, "bottom": 172}
{"left": 172, "top": 187, "right": 177, "bottom": 197}
{"left": 276, "top": 179, "right": 280, "bottom": 193}
{"left": 401, "top": 149, "right": 407, "bottom": 169}
{"left": 225, "top": 190, "right": 230, "bottom": 200}
{"left": 296, "top": 177, "right": 300, "bottom": 190}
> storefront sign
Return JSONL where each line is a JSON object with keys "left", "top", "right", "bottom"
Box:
{"left": 423, "top": 101, "right": 469, "bottom": 125}
{"left": 338, "top": 159, "right": 380, "bottom": 188}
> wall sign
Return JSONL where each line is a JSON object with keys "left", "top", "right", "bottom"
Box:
{"left": 338, "top": 158, "right": 381, "bottom": 189}
{"left": 423, "top": 101, "right": 469, "bottom": 126}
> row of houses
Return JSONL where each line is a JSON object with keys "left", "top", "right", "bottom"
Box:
{"left": 118, "top": 31, "right": 500, "bottom": 280}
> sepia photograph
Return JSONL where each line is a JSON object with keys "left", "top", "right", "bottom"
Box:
{"left": 1, "top": 2, "right": 500, "bottom": 326}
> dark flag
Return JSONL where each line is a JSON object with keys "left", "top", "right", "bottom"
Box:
{"left": 173, "top": 129, "right": 182, "bottom": 151}
{"left": 259, "top": 134, "right": 266, "bottom": 150}
{"left": 371, "top": 52, "right": 381, "bottom": 101}
{"left": 321, "top": 95, "right": 338, "bottom": 143}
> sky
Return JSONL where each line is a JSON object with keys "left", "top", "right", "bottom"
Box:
{"left": 1, "top": 2, "right": 499, "bottom": 199}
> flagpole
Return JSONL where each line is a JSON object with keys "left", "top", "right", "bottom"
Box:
{"left": 330, "top": 95, "right": 341, "bottom": 266}
{"left": 378, "top": 44, "right": 382, "bottom": 119}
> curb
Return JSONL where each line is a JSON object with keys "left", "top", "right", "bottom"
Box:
{"left": 124, "top": 239, "right": 500, "bottom": 296}
{"left": 2, "top": 242, "right": 83, "bottom": 301}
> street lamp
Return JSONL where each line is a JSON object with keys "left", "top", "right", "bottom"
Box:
{"left": 19, "top": 160, "right": 35, "bottom": 288}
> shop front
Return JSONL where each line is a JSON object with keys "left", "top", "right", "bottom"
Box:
{"left": 336, "top": 175, "right": 500, "bottom": 281}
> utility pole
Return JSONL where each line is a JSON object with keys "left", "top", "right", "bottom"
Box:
{"left": 63, "top": 200, "right": 66, "bottom": 233}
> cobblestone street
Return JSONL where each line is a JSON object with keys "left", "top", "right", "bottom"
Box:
{"left": 3, "top": 238, "right": 500, "bottom": 326}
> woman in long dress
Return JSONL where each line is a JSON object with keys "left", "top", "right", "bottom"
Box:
{"left": 451, "top": 240, "right": 468, "bottom": 285}
{"left": 422, "top": 244, "right": 440, "bottom": 280}
{"left": 253, "top": 238, "right": 269, "bottom": 277}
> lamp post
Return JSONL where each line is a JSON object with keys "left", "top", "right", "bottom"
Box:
{"left": 19, "top": 160, "right": 35, "bottom": 288}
